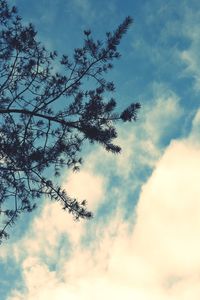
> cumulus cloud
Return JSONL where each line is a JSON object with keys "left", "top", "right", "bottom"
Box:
{"left": 133, "top": 139, "right": 200, "bottom": 278}
{"left": 9, "top": 135, "right": 200, "bottom": 299}
{"left": 7, "top": 109, "right": 200, "bottom": 300}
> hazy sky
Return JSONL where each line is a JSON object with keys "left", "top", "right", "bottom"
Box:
{"left": 1, "top": 0, "right": 200, "bottom": 299}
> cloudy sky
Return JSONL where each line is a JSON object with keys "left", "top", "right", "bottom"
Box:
{"left": 1, "top": 0, "right": 200, "bottom": 299}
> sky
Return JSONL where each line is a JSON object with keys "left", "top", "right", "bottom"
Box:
{"left": 1, "top": 0, "right": 200, "bottom": 299}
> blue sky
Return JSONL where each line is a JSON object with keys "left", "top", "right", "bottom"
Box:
{"left": 1, "top": 0, "right": 200, "bottom": 299}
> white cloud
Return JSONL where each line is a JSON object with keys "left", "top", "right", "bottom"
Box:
{"left": 7, "top": 106, "right": 200, "bottom": 300}
{"left": 62, "top": 169, "right": 105, "bottom": 211}
{"left": 133, "top": 140, "right": 200, "bottom": 277}
{"left": 12, "top": 168, "right": 105, "bottom": 261}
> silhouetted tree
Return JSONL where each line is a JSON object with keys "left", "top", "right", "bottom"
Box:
{"left": 0, "top": 0, "right": 140, "bottom": 242}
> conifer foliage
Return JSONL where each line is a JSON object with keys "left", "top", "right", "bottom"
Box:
{"left": 0, "top": 0, "right": 140, "bottom": 242}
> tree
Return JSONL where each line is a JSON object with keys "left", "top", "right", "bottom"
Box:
{"left": 0, "top": 0, "right": 140, "bottom": 243}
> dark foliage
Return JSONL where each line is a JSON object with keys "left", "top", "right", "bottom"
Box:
{"left": 0, "top": 0, "right": 140, "bottom": 243}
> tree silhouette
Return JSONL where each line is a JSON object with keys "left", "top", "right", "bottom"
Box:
{"left": 0, "top": 0, "right": 140, "bottom": 242}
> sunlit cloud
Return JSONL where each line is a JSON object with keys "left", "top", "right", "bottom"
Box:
{"left": 12, "top": 169, "right": 105, "bottom": 261}
{"left": 62, "top": 169, "right": 105, "bottom": 211}
{"left": 8, "top": 114, "right": 200, "bottom": 299}
{"left": 7, "top": 97, "right": 198, "bottom": 300}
